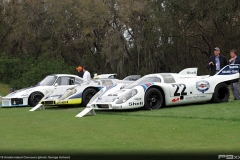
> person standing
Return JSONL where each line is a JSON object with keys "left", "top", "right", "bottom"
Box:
{"left": 229, "top": 49, "right": 240, "bottom": 100}
{"left": 76, "top": 66, "right": 84, "bottom": 78}
{"left": 207, "top": 47, "right": 227, "bottom": 76}
{"left": 83, "top": 66, "right": 91, "bottom": 81}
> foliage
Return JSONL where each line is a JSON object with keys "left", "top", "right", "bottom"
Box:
{"left": 0, "top": 0, "right": 240, "bottom": 89}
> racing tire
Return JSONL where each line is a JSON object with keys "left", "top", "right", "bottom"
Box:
{"left": 82, "top": 88, "right": 98, "bottom": 107}
{"left": 143, "top": 88, "right": 163, "bottom": 110}
{"left": 211, "top": 83, "right": 229, "bottom": 103}
{"left": 28, "top": 92, "right": 44, "bottom": 106}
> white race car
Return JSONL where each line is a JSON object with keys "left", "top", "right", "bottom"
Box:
{"left": 37, "top": 79, "right": 131, "bottom": 107}
{"left": 1, "top": 74, "right": 84, "bottom": 107}
{"left": 84, "top": 65, "right": 239, "bottom": 111}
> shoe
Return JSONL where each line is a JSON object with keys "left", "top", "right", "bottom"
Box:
{"left": 234, "top": 98, "right": 240, "bottom": 100}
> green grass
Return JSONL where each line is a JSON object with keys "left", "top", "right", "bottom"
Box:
{"left": 0, "top": 100, "right": 240, "bottom": 154}
{"left": 0, "top": 82, "right": 240, "bottom": 154}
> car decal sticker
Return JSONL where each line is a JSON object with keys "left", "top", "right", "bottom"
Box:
{"left": 217, "top": 65, "right": 239, "bottom": 75}
{"left": 140, "top": 82, "right": 154, "bottom": 91}
{"left": 69, "top": 92, "right": 82, "bottom": 99}
{"left": 196, "top": 80, "right": 210, "bottom": 93}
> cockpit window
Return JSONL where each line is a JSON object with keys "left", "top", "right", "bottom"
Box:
{"left": 39, "top": 75, "right": 57, "bottom": 86}
{"left": 160, "top": 73, "right": 176, "bottom": 83}
{"left": 75, "top": 78, "right": 83, "bottom": 84}
{"left": 125, "top": 77, "right": 161, "bottom": 89}
{"left": 55, "top": 77, "right": 75, "bottom": 85}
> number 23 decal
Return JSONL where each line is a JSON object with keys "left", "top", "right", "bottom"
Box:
{"left": 172, "top": 84, "right": 187, "bottom": 96}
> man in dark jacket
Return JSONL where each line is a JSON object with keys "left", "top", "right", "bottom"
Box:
{"left": 76, "top": 66, "right": 84, "bottom": 78}
{"left": 207, "top": 47, "right": 228, "bottom": 76}
{"left": 229, "top": 49, "right": 240, "bottom": 100}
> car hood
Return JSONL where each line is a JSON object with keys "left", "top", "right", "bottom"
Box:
{"left": 98, "top": 88, "right": 131, "bottom": 99}
{"left": 4, "top": 85, "right": 43, "bottom": 98}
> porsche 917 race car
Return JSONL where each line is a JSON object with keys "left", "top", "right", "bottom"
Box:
{"left": 29, "top": 79, "right": 133, "bottom": 111}
{"left": 82, "top": 65, "right": 239, "bottom": 113}
{"left": 1, "top": 74, "right": 84, "bottom": 107}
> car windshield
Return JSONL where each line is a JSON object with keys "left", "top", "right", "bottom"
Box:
{"left": 124, "top": 77, "right": 161, "bottom": 89}
{"left": 39, "top": 75, "right": 57, "bottom": 86}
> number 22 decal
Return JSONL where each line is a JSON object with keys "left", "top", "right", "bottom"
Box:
{"left": 172, "top": 84, "right": 187, "bottom": 96}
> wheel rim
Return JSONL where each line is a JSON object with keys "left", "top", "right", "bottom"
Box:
{"left": 146, "top": 91, "right": 162, "bottom": 109}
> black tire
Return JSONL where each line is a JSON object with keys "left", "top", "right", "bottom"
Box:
{"left": 28, "top": 92, "right": 44, "bottom": 106}
{"left": 82, "top": 88, "right": 98, "bottom": 106}
{"left": 211, "top": 83, "right": 229, "bottom": 103}
{"left": 143, "top": 88, "right": 164, "bottom": 110}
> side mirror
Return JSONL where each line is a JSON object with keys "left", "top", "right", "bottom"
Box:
{"left": 54, "top": 83, "right": 59, "bottom": 87}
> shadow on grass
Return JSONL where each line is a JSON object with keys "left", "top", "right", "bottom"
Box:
{"left": 44, "top": 105, "right": 82, "bottom": 110}
{"left": 95, "top": 101, "right": 209, "bottom": 113}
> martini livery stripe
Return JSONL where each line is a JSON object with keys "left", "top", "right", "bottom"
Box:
{"left": 140, "top": 82, "right": 154, "bottom": 91}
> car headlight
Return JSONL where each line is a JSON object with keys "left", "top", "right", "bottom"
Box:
{"left": 88, "top": 89, "right": 104, "bottom": 104}
{"left": 59, "top": 89, "right": 77, "bottom": 100}
{"left": 116, "top": 89, "right": 138, "bottom": 104}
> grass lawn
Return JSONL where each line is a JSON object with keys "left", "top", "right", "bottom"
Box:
{"left": 0, "top": 82, "right": 240, "bottom": 157}
{"left": 0, "top": 100, "right": 240, "bottom": 154}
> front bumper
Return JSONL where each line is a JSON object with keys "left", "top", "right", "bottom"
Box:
{"left": 88, "top": 103, "right": 123, "bottom": 110}
{"left": 1, "top": 97, "right": 28, "bottom": 107}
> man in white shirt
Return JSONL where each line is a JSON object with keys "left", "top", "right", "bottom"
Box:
{"left": 83, "top": 66, "right": 91, "bottom": 81}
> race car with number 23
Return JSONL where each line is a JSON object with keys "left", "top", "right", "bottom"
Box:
{"left": 86, "top": 65, "right": 239, "bottom": 110}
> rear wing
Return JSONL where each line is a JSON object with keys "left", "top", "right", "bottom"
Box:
{"left": 178, "top": 68, "right": 198, "bottom": 76}
{"left": 123, "top": 75, "right": 141, "bottom": 81}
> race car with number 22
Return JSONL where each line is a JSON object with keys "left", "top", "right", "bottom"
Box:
{"left": 86, "top": 65, "right": 239, "bottom": 110}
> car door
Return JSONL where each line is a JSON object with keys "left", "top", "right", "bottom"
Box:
{"left": 169, "top": 82, "right": 193, "bottom": 104}
{"left": 54, "top": 76, "right": 77, "bottom": 93}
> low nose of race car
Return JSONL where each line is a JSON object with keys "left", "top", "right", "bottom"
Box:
{"left": 89, "top": 103, "right": 123, "bottom": 109}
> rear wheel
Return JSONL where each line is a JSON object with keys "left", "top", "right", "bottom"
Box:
{"left": 211, "top": 83, "right": 229, "bottom": 103}
{"left": 143, "top": 88, "right": 163, "bottom": 110}
{"left": 28, "top": 92, "right": 44, "bottom": 106}
{"left": 82, "top": 88, "right": 97, "bottom": 106}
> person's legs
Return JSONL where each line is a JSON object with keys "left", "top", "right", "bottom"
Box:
{"left": 232, "top": 82, "right": 240, "bottom": 100}
{"left": 231, "top": 83, "right": 236, "bottom": 99}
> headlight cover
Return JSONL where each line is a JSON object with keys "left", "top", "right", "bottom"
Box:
{"left": 88, "top": 89, "right": 104, "bottom": 104}
{"left": 116, "top": 89, "right": 138, "bottom": 104}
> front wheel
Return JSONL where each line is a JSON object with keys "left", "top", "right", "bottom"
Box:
{"left": 28, "top": 92, "right": 44, "bottom": 106}
{"left": 211, "top": 83, "right": 229, "bottom": 103}
{"left": 82, "top": 88, "right": 98, "bottom": 106}
{"left": 143, "top": 88, "right": 164, "bottom": 110}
